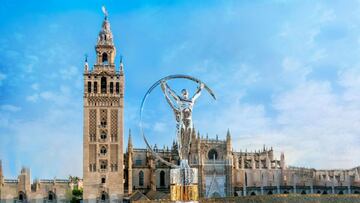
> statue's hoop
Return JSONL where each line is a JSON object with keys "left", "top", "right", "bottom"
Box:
{"left": 139, "top": 74, "right": 216, "bottom": 168}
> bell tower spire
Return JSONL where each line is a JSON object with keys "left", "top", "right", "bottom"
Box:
{"left": 95, "top": 6, "right": 116, "bottom": 70}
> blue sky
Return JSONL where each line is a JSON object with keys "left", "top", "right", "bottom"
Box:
{"left": 1, "top": 0, "right": 360, "bottom": 179}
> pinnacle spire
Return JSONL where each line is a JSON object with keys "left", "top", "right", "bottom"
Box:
{"left": 251, "top": 155, "right": 256, "bottom": 169}
{"left": 226, "top": 129, "right": 231, "bottom": 139}
{"left": 355, "top": 168, "right": 360, "bottom": 182}
{"left": 84, "top": 54, "right": 89, "bottom": 73}
{"left": 280, "top": 152, "right": 285, "bottom": 169}
{"left": 128, "top": 129, "right": 132, "bottom": 150}
{"left": 120, "top": 55, "right": 124, "bottom": 73}
{"left": 266, "top": 151, "right": 271, "bottom": 169}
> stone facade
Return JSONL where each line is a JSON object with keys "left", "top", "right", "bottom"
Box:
{"left": 0, "top": 163, "right": 81, "bottom": 202}
{"left": 124, "top": 129, "right": 360, "bottom": 199}
{"left": 82, "top": 13, "right": 124, "bottom": 202}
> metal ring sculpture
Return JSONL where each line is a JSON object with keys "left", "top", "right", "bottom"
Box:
{"left": 140, "top": 74, "right": 216, "bottom": 168}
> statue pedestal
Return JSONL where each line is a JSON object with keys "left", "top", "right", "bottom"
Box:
{"left": 170, "top": 161, "right": 198, "bottom": 202}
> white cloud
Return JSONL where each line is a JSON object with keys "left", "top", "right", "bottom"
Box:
{"left": 282, "top": 57, "right": 302, "bottom": 72}
{"left": 59, "top": 66, "right": 78, "bottom": 80}
{"left": 26, "top": 94, "right": 39, "bottom": 103}
{"left": 1, "top": 107, "right": 82, "bottom": 178}
{"left": 153, "top": 122, "right": 167, "bottom": 133}
{"left": 0, "top": 104, "right": 21, "bottom": 112}
{"left": 31, "top": 83, "right": 39, "bottom": 91}
{"left": 40, "top": 91, "right": 56, "bottom": 100}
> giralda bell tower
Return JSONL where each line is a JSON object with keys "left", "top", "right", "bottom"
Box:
{"left": 83, "top": 8, "right": 124, "bottom": 202}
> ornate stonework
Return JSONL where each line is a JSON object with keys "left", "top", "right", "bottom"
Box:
{"left": 82, "top": 10, "right": 124, "bottom": 202}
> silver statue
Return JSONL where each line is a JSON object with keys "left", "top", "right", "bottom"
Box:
{"left": 140, "top": 75, "right": 216, "bottom": 195}
{"left": 160, "top": 81, "right": 204, "bottom": 161}
{"left": 140, "top": 75, "right": 216, "bottom": 168}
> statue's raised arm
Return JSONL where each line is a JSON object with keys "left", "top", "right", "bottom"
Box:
{"left": 191, "top": 82, "right": 205, "bottom": 102}
{"left": 161, "top": 80, "right": 180, "bottom": 111}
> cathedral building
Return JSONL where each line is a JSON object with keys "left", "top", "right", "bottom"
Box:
{"left": 1, "top": 8, "right": 360, "bottom": 203}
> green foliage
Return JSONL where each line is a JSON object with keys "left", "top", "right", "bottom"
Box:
{"left": 71, "top": 188, "right": 83, "bottom": 203}
{"left": 72, "top": 188, "right": 83, "bottom": 196}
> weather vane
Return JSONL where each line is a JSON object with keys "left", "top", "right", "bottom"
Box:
{"left": 102, "top": 6, "right": 108, "bottom": 19}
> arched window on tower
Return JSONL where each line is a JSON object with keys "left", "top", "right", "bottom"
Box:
{"left": 101, "top": 77, "right": 107, "bottom": 93}
{"left": 94, "top": 82, "right": 98, "bottom": 93}
{"left": 110, "top": 82, "right": 114, "bottom": 94}
{"left": 100, "top": 160, "right": 107, "bottom": 170}
{"left": 116, "top": 82, "right": 120, "bottom": 94}
{"left": 139, "top": 171, "right": 144, "bottom": 186}
{"left": 100, "top": 146, "right": 107, "bottom": 155}
{"left": 100, "top": 131, "right": 107, "bottom": 140}
{"left": 88, "top": 81, "right": 91, "bottom": 93}
{"left": 160, "top": 170, "right": 165, "bottom": 187}
{"left": 102, "top": 53, "right": 108, "bottom": 64}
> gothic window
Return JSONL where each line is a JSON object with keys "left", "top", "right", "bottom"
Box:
{"left": 18, "top": 191, "right": 26, "bottom": 201}
{"left": 135, "top": 159, "right": 142, "bottom": 166}
{"left": 101, "top": 119, "right": 107, "bottom": 127}
{"left": 100, "top": 191, "right": 108, "bottom": 201}
{"left": 160, "top": 170, "right": 165, "bottom": 187}
{"left": 101, "top": 77, "right": 107, "bottom": 93}
{"left": 102, "top": 53, "right": 108, "bottom": 64}
{"left": 100, "top": 131, "right": 107, "bottom": 140}
{"left": 110, "top": 82, "right": 113, "bottom": 93}
{"left": 48, "top": 191, "right": 55, "bottom": 201}
{"left": 208, "top": 149, "right": 218, "bottom": 160}
{"left": 94, "top": 82, "right": 98, "bottom": 93}
{"left": 88, "top": 81, "right": 91, "bottom": 93}
{"left": 101, "top": 177, "right": 106, "bottom": 184}
{"left": 139, "top": 171, "right": 144, "bottom": 186}
{"left": 100, "top": 160, "right": 107, "bottom": 170}
{"left": 100, "top": 146, "right": 107, "bottom": 155}
{"left": 116, "top": 82, "right": 120, "bottom": 94}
